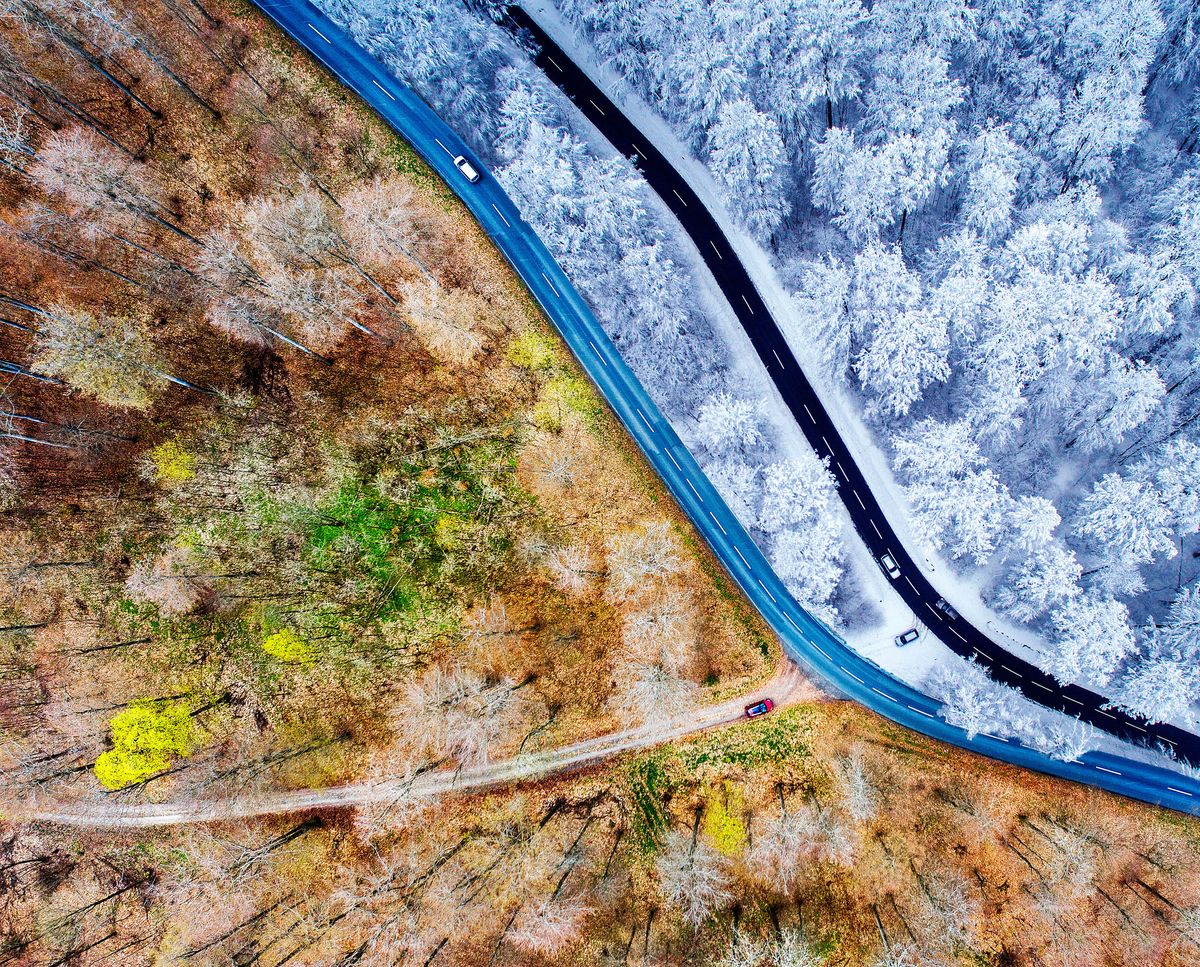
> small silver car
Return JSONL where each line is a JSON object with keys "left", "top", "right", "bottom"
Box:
{"left": 453, "top": 155, "right": 481, "bottom": 183}
{"left": 879, "top": 552, "right": 900, "bottom": 579}
{"left": 895, "top": 627, "right": 920, "bottom": 647}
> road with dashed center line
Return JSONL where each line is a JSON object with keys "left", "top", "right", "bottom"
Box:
{"left": 500, "top": 5, "right": 1198, "bottom": 766}
{"left": 19, "top": 0, "right": 1193, "bottom": 825}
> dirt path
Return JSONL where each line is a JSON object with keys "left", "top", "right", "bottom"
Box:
{"left": 8, "top": 663, "right": 814, "bottom": 829}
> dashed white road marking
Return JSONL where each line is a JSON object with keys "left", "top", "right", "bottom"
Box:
{"left": 741, "top": 294, "right": 754, "bottom": 313}
{"left": 908, "top": 705, "right": 935, "bottom": 718}
{"left": 1158, "top": 736, "right": 1177, "bottom": 746}
{"left": 733, "top": 546, "right": 752, "bottom": 570}
{"left": 757, "top": 579, "right": 777, "bottom": 604}
{"left": 973, "top": 647, "right": 992, "bottom": 660}
{"left": 871, "top": 687, "right": 898, "bottom": 703}
{"left": 853, "top": 490, "right": 865, "bottom": 509}
{"left": 635, "top": 407, "right": 655, "bottom": 433}
{"left": 307, "top": 22, "right": 331, "bottom": 43}
{"left": 1096, "top": 709, "right": 1117, "bottom": 720}
{"left": 632, "top": 142, "right": 648, "bottom": 158}
{"left": 836, "top": 461, "right": 849, "bottom": 481}
{"left": 685, "top": 478, "right": 703, "bottom": 502}
{"left": 821, "top": 436, "right": 832, "bottom": 453}
{"left": 1096, "top": 766, "right": 1122, "bottom": 776}
{"left": 433, "top": 137, "right": 454, "bottom": 156}
{"left": 546, "top": 55, "right": 563, "bottom": 71}
{"left": 666, "top": 449, "right": 681, "bottom": 470}
{"left": 371, "top": 79, "right": 396, "bottom": 101}
{"left": 950, "top": 627, "right": 967, "bottom": 642}
{"left": 491, "top": 203, "right": 511, "bottom": 227}
{"left": 840, "top": 666, "right": 864, "bottom": 685}
{"left": 588, "top": 98, "right": 605, "bottom": 115}
{"left": 587, "top": 340, "right": 607, "bottom": 366}
{"left": 1031, "top": 680, "right": 1054, "bottom": 693}
{"left": 672, "top": 188, "right": 688, "bottom": 206}
{"left": 813, "top": 642, "right": 830, "bottom": 659}
{"left": 1001, "top": 665, "right": 1023, "bottom": 678}
{"left": 708, "top": 511, "right": 727, "bottom": 536}
{"left": 540, "top": 273, "right": 560, "bottom": 297}
{"left": 709, "top": 240, "right": 723, "bottom": 259}
{"left": 904, "top": 575, "right": 917, "bottom": 592}
{"left": 785, "top": 613, "right": 802, "bottom": 633}
{"left": 1063, "top": 696, "right": 1084, "bottom": 706}
{"left": 1168, "top": 786, "right": 1194, "bottom": 797}
{"left": 803, "top": 404, "right": 815, "bottom": 423}
{"left": 870, "top": 520, "right": 882, "bottom": 539}
{"left": 1126, "top": 722, "right": 1147, "bottom": 733}
{"left": 772, "top": 349, "right": 784, "bottom": 368}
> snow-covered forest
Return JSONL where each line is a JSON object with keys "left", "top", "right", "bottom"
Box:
{"left": 315, "top": 0, "right": 1200, "bottom": 727}
{"left": 550, "top": 0, "right": 1200, "bottom": 726}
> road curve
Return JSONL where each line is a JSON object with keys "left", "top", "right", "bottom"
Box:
{"left": 500, "top": 6, "right": 1200, "bottom": 764}
{"left": 131, "top": 0, "right": 1198, "bottom": 820}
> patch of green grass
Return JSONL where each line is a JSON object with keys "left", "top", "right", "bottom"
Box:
{"left": 626, "top": 752, "right": 674, "bottom": 856}
{"left": 680, "top": 706, "right": 812, "bottom": 777}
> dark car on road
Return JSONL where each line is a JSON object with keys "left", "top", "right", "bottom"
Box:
{"left": 744, "top": 699, "right": 774, "bottom": 718}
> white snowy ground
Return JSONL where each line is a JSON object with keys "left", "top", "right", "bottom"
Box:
{"left": 516, "top": 0, "right": 1197, "bottom": 772}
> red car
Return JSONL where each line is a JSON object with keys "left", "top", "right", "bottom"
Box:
{"left": 744, "top": 698, "right": 774, "bottom": 718}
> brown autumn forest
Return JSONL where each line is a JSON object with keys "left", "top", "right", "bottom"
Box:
{"left": 0, "top": 0, "right": 1199, "bottom": 964}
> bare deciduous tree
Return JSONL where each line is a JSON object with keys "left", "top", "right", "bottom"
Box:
{"left": 509, "top": 894, "right": 592, "bottom": 956}
{"left": 620, "top": 587, "right": 697, "bottom": 675}
{"left": 404, "top": 282, "right": 491, "bottom": 366}
{"left": 605, "top": 520, "right": 684, "bottom": 601}
{"left": 655, "top": 827, "right": 732, "bottom": 927}
{"left": 341, "top": 176, "right": 435, "bottom": 282}
{"left": 402, "top": 665, "right": 535, "bottom": 769}
{"left": 124, "top": 547, "right": 207, "bottom": 615}
{"left": 839, "top": 748, "right": 879, "bottom": 823}
{"left": 32, "top": 304, "right": 164, "bottom": 408}
{"left": 545, "top": 544, "right": 596, "bottom": 595}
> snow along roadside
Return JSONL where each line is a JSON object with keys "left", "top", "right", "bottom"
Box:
{"left": 520, "top": 0, "right": 1071, "bottom": 694}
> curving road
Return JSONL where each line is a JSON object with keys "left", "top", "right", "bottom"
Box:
{"left": 499, "top": 6, "right": 1200, "bottom": 764}
{"left": 211, "top": 0, "right": 1200, "bottom": 818}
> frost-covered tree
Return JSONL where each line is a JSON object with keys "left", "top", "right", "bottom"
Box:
{"left": 991, "top": 543, "right": 1081, "bottom": 624}
{"left": 960, "top": 125, "right": 1021, "bottom": 239}
{"left": 893, "top": 420, "right": 1013, "bottom": 563}
{"left": 758, "top": 455, "right": 838, "bottom": 531}
{"left": 707, "top": 98, "right": 789, "bottom": 239}
{"left": 694, "top": 393, "right": 764, "bottom": 455}
{"left": 789, "top": 257, "right": 852, "bottom": 384}
{"left": 1007, "top": 496, "right": 1061, "bottom": 553}
{"left": 1074, "top": 472, "right": 1176, "bottom": 586}
{"left": 1046, "top": 593, "right": 1136, "bottom": 687}
{"left": 1111, "top": 640, "right": 1200, "bottom": 726}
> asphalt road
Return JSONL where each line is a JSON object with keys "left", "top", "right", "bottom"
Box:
{"left": 248, "top": 0, "right": 1200, "bottom": 817}
{"left": 501, "top": 6, "right": 1200, "bottom": 765}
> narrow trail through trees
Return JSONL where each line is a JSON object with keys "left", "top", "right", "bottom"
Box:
{"left": 8, "top": 663, "right": 813, "bottom": 829}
